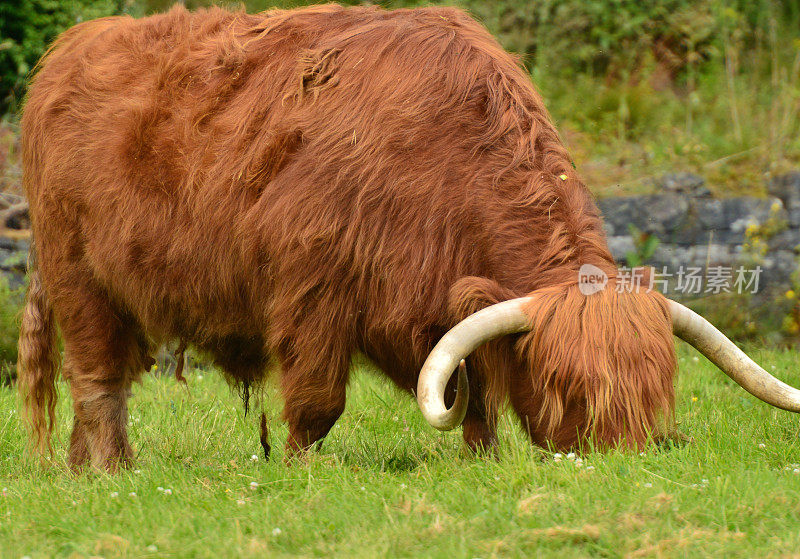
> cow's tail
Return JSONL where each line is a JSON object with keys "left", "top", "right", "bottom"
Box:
{"left": 18, "top": 255, "right": 60, "bottom": 456}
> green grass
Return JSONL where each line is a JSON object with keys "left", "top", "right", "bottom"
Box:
{"left": 2, "top": 345, "right": 800, "bottom": 557}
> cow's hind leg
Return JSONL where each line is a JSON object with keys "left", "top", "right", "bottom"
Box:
{"left": 55, "top": 284, "right": 150, "bottom": 472}
{"left": 67, "top": 414, "right": 90, "bottom": 467}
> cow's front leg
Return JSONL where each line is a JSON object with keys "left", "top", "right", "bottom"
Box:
{"left": 279, "top": 353, "right": 350, "bottom": 460}
{"left": 463, "top": 415, "right": 497, "bottom": 454}
{"left": 461, "top": 374, "right": 498, "bottom": 454}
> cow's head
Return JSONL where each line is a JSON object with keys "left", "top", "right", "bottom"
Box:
{"left": 417, "top": 272, "right": 800, "bottom": 450}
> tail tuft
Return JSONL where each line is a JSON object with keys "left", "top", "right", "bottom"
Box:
{"left": 18, "top": 267, "right": 60, "bottom": 456}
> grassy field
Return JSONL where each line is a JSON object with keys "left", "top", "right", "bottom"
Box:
{"left": 2, "top": 345, "right": 800, "bottom": 558}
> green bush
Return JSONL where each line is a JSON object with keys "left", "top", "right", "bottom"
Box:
{"left": 0, "top": 274, "right": 23, "bottom": 384}
{"left": 0, "top": 0, "right": 133, "bottom": 113}
{"left": 471, "top": 0, "right": 797, "bottom": 77}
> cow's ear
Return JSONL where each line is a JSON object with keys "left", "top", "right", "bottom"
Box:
{"left": 447, "top": 276, "right": 519, "bottom": 323}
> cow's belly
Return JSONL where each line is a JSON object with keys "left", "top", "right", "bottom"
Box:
{"left": 79, "top": 202, "right": 269, "bottom": 349}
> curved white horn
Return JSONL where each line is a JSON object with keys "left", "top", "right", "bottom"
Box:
{"left": 670, "top": 300, "right": 800, "bottom": 412}
{"left": 417, "top": 297, "right": 533, "bottom": 430}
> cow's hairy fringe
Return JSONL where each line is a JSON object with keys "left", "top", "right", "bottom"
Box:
{"left": 518, "top": 282, "right": 676, "bottom": 448}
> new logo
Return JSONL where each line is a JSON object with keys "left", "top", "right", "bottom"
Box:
{"left": 578, "top": 264, "right": 608, "bottom": 295}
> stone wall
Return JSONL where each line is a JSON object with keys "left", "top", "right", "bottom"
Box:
{"left": 597, "top": 171, "right": 800, "bottom": 294}
{"left": 0, "top": 236, "right": 28, "bottom": 288}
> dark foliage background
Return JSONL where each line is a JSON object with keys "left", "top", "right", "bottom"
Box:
{"left": 2, "top": 0, "right": 799, "bottom": 115}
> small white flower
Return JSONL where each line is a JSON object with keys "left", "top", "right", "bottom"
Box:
{"left": 639, "top": 452, "right": 646, "bottom": 457}
{"left": 250, "top": 454, "right": 258, "bottom": 462}
{"left": 110, "top": 491, "right": 119, "bottom": 498}
{"left": 692, "top": 356, "right": 699, "bottom": 362}
{"left": 146, "top": 544, "right": 158, "bottom": 552}
{"left": 360, "top": 486, "right": 366, "bottom": 491}
{"left": 134, "top": 469, "right": 142, "bottom": 475}
{"left": 553, "top": 453, "right": 562, "bottom": 462}
{"left": 586, "top": 465, "right": 595, "bottom": 471}
{"left": 400, "top": 483, "right": 407, "bottom": 490}
{"left": 758, "top": 443, "right": 766, "bottom": 449}
{"left": 566, "top": 452, "right": 576, "bottom": 460}
{"left": 272, "top": 528, "right": 282, "bottom": 536}
{"left": 701, "top": 479, "right": 709, "bottom": 484}
{"left": 793, "top": 468, "right": 800, "bottom": 475}
{"left": 129, "top": 492, "right": 137, "bottom": 498}
{"left": 197, "top": 375, "right": 204, "bottom": 380}
{"left": 157, "top": 486, "right": 164, "bottom": 492}
{"left": 163, "top": 489, "right": 172, "bottom": 495}
{"left": 250, "top": 481, "right": 259, "bottom": 490}
{"left": 393, "top": 416, "right": 399, "bottom": 421}
{"left": 643, "top": 482, "right": 652, "bottom": 488}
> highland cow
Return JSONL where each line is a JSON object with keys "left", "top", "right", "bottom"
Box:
{"left": 18, "top": 4, "right": 800, "bottom": 471}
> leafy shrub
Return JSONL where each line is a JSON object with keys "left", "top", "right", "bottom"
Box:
{"left": 0, "top": 121, "right": 21, "bottom": 194}
{"left": 0, "top": 0, "right": 132, "bottom": 113}
{"left": 0, "top": 274, "right": 23, "bottom": 384}
{"left": 625, "top": 224, "right": 660, "bottom": 267}
{"left": 740, "top": 202, "right": 788, "bottom": 265}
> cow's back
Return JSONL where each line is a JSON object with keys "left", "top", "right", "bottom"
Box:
{"left": 21, "top": 4, "right": 569, "bottom": 358}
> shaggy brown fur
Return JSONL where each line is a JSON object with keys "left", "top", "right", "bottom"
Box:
{"left": 19, "top": 3, "right": 676, "bottom": 470}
